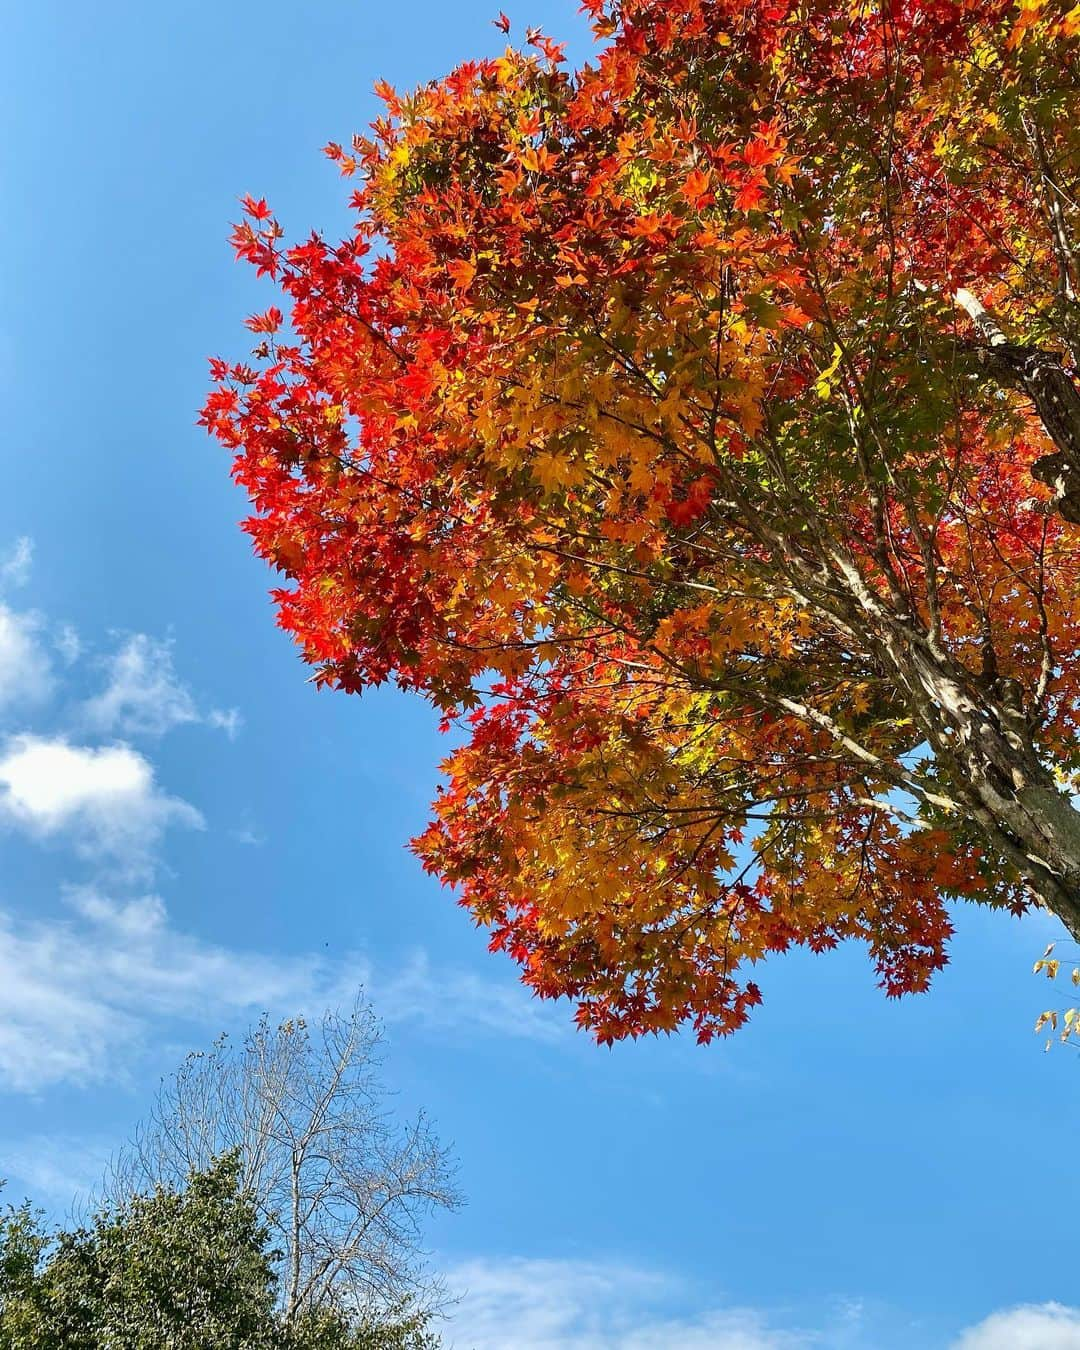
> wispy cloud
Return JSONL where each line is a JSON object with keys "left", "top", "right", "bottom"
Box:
{"left": 82, "top": 633, "right": 241, "bottom": 740}
{"left": 0, "top": 537, "right": 33, "bottom": 589}
{"left": 0, "top": 893, "right": 563, "bottom": 1095}
{"left": 229, "top": 825, "right": 266, "bottom": 847}
{"left": 0, "top": 1133, "right": 114, "bottom": 1209}
{"left": 207, "top": 706, "right": 243, "bottom": 739}
{"left": 55, "top": 623, "right": 81, "bottom": 666}
{"left": 0, "top": 735, "right": 203, "bottom": 875}
{"left": 441, "top": 1258, "right": 816, "bottom": 1350}
{"left": 0, "top": 605, "right": 53, "bottom": 712}
{"left": 441, "top": 1265, "right": 1080, "bottom": 1350}
{"left": 0, "top": 889, "right": 331, "bottom": 1092}
{"left": 370, "top": 950, "right": 566, "bottom": 1046}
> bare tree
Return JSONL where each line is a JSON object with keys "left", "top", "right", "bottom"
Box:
{"left": 108, "top": 999, "right": 461, "bottom": 1334}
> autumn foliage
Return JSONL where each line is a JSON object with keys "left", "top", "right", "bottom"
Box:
{"left": 203, "top": 0, "right": 1080, "bottom": 1043}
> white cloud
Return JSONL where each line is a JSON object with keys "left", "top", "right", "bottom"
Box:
{"left": 371, "top": 951, "right": 566, "bottom": 1045}
{"left": 0, "top": 604, "right": 53, "bottom": 712}
{"left": 442, "top": 1259, "right": 814, "bottom": 1350}
{"left": 0, "top": 537, "right": 33, "bottom": 589}
{"left": 0, "top": 889, "right": 334, "bottom": 1092}
{"left": 0, "top": 734, "right": 202, "bottom": 873}
{"left": 229, "top": 825, "right": 265, "bottom": 846}
{"left": 81, "top": 633, "right": 241, "bottom": 740}
{"left": 55, "top": 623, "right": 82, "bottom": 666}
{"left": 0, "top": 895, "right": 564, "bottom": 1095}
{"left": 0, "top": 1133, "right": 114, "bottom": 1208}
{"left": 82, "top": 634, "right": 200, "bottom": 738}
{"left": 952, "top": 1303, "right": 1080, "bottom": 1349}
{"left": 441, "top": 1269, "right": 1080, "bottom": 1350}
{"left": 207, "top": 706, "right": 243, "bottom": 739}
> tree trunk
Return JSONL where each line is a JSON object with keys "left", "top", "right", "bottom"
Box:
{"left": 985, "top": 342, "right": 1080, "bottom": 524}
{"left": 959, "top": 746, "right": 1080, "bottom": 942}
{"left": 287, "top": 1149, "right": 302, "bottom": 1328}
{"left": 899, "top": 633, "right": 1080, "bottom": 941}
{"left": 955, "top": 288, "right": 1080, "bottom": 522}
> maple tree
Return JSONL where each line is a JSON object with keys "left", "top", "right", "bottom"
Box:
{"left": 204, "top": 0, "right": 1080, "bottom": 1043}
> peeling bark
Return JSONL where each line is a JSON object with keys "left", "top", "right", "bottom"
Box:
{"left": 890, "top": 619, "right": 1080, "bottom": 941}
{"left": 955, "top": 287, "right": 1080, "bottom": 523}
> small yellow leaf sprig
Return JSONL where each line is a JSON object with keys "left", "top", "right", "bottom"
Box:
{"left": 1034, "top": 943, "right": 1080, "bottom": 1049}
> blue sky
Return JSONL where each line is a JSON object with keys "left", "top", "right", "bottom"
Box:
{"left": 2, "top": 3, "right": 1080, "bottom": 1347}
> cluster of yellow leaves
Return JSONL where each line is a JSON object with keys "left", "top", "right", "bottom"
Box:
{"left": 1034, "top": 943, "right": 1080, "bottom": 1048}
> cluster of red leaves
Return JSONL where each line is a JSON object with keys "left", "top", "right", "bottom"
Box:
{"left": 203, "top": 0, "right": 1080, "bottom": 1042}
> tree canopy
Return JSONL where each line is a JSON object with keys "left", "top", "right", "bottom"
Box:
{"left": 203, "top": 0, "right": 1080, "bottom": 1043}
{"left": 0, "top": 1156, "right": 279, "bottom": 1349}
{"left": 0, "top": 1156, "right": 441, "bottom": 1350}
